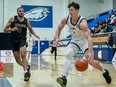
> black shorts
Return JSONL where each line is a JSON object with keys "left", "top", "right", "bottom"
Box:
{"left": 11, "top": 40, "right": 26, "bottom": 52}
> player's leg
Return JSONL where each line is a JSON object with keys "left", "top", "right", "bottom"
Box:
{"left": 81, "top": 39, "right": 111, "bottom": 84}
{"left": 26, "top": 46, "right": 32, "bottom": 60}
{"left": 52, "top": 47, "right": 56, "bottom": 60}
{"left": 12, "top": 43, "right": 23, "bottom": 66}
{"left": 13, "top": 51, "right": 23, "bottom": 66}
{"left": 85, "top": 51, "right": 103, "bottom": 71}
{"left": 27, "top": 46, "right": 32, "bottom": 60}
{"left": 26, "top": 47, "right": 32, "bottom": 71}
{"left": 51, "top": 47, "right": 54, "bottom": 54}
{"left": 19, "top": 41, "right": 31, "bottom": 81}
{"left": 27, "top": 51, "right": 31, "bottom": 60}
{"left": 26, "top": 51, "right": 29, "bottom": 60}
{"left": 20, "top": 46, "right": 27, "bottom": 71}
{"left": 54, "top": 47, "right": 57, "bottom": 60}
{"left": 85, "top": 50, "right": 111, "bottom": 84}
{"left": 57, "top": 42, "right": 80, "bottom": 87}
{"left": 79, "top": 39, "right": 103, "bottom": 70}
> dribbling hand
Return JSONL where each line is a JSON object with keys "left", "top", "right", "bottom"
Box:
{"left": 86, "top": 53, "right": 93, "bottom": 63}
{"left": 55, "top": 39, "right": 61, "bottom": 46}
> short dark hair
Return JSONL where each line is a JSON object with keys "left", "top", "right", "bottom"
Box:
{"left": 17, "top": 7, "right": 23, "bottom": 11}
{"left": 68, "top": 2, "right": 80, "bottom": 10}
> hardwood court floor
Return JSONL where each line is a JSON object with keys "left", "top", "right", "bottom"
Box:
{"left": 0, "top": 54, "right": 116, "bottom": 87}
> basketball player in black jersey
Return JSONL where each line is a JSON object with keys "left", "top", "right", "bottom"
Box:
{"left": 4, "top": 7, "right": 40, "bottom": 81}
{"left": 55, "top": 2, "right": 111, "bottom": 87}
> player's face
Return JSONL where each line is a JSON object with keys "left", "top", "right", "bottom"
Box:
{"left": 17, "top": 8, "right": 24, "bottom": 17}
{"left": 69, "top": 6, "right": 78, "bottom": 17}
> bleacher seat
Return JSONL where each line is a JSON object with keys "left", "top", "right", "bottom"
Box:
{"left": 88, "top": 14, "right": 111, "bottom": 29}
{"left": 96, "top": 14, "right": 110, "bottom": 21}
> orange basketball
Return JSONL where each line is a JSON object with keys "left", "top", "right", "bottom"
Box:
{"left": 75, "top": 58, "right": 88, "bottom": 72}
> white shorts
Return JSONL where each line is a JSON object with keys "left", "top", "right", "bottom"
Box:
{"left": 27, "top": 46, "right": 33, "bottom": 52}
{"left": 67, "top": 38, "right": 88, "bottom": 53}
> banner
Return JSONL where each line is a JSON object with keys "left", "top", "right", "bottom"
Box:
{"left": 0, "top": 50, "right": 15, "bottom": 63}
{"left": 92, "top": 33, "right": 108, "bottom": 45}
{"left": 92, "top": 32, "right": 116, "bottom": 46}
{"left": 22, "top": 5, "right": 53, "bottom": 28}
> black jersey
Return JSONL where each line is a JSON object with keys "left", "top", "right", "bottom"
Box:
{"left": 10, "top": 16, "right": 27, "bottom": 42}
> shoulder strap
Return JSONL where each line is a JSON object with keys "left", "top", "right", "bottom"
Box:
{"left": 24, "top": 17, "right": 28, "bottom": 26}
{"left": 66, "top": 15, "right": 69, "bottom": 24}
{"left": 14, "top": 15, "right": 17, "bottom": 20}
{"left": 76, "top": 16, "right": 85, "bottom": 26}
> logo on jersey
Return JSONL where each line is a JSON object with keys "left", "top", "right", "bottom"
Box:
{"left": 70, "top": 27, "right": 75, "bottom": 30}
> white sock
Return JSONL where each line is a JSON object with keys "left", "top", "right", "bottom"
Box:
{"left": 63, "top": 58, "right": 71, "bottom": 77}
{"left": 24, "top": 70, "right": 28, "bottom": 73}
{"left": 102, "top": 69, "right": 106, "bottom": 74}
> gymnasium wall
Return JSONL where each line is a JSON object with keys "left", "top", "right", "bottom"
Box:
{"left": 113, "top": 0, "right": 116, "bottom": 9}
{"left": 0, "top": 0, "right": 3, "bottom": 32}
{"left": 71, "top": 0, "right": 113, "bottom": 17}
{"left": 2, "top": 0, "right": 69, "bottom": 40}
{"left": 0, "top": 0, "right": 113, "bottom": 40}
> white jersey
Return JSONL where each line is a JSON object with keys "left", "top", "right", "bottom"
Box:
{"left": 66, "top": 15, "right": 86, "bottom": 40}
{"left": 53, "top": 40, "right": 57, "bottom": 47}
{"left": 26, "top": 36, "right": 35, "bottom": 51}
{"left": 27, "top": 36, "right": 35, "bottom": 47}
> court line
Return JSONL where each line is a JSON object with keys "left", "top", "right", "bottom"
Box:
{"left": 6, "top": 77, "right": 15, "bottom": 87}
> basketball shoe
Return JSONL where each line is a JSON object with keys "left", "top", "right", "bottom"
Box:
{"left": 103, "top": 69, "right": 112, "bottom": 84}
{"left": 24, "top": 71, "right": 31, "bottom": 81}
{"left": 56, "top": 75, "right": 67, "bottom": 87}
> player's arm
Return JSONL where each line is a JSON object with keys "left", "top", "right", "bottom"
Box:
{"left": 33, "top": 37, "right": 36, "bottom": 46}
{"left": 55, "top": 17, "right": 67, "bottom": 40}
{"left": 80, "top": 20, "right": 93, "bottom": 54}
{"left": 27, "top": 20, "right": 40, "bottom": 39}
{"left": 4, "top": 17, "right": 15, "bottom": 32}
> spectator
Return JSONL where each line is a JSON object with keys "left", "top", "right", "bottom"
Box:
{"left": 26, "top": 32, "right": 35, "bottom": 61}
{"left": 107, "top": 33, "right": 113, "bottom": 47}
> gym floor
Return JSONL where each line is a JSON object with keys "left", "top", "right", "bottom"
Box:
{"left": 0, "top": 47, "right": 116, "bottom": 87}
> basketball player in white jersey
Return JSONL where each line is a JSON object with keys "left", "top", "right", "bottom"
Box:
{"left": 55, "top": 2, "right": 111, "bottom": 87}
{"left": 26, "top": 32, "right": 35, "bottom": 61}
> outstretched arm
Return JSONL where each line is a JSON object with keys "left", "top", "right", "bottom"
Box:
{"left": 55, "top": 17, "right": 67, "bottom": 41}
{"left": 27, "top": 20, "right": 40, "bottom": 39}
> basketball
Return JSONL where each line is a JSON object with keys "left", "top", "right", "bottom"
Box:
{"left": 75, "top": 58, "right": 88, "bottom": 72}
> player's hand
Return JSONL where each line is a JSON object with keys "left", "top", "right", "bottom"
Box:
{"left": 55, "top": 39, "right": 61, "bottom": 46}
{"left": 86, "top": 53, "right": 93, "bottom": 63}
{"left": 56, "top": 39, "right": 60, "bottom": 43}
{"left": 11, "top": 27, "right": 18, "bottom": 32}
{"left": 34, "top": 35, "right": 40, "bottom": 39}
